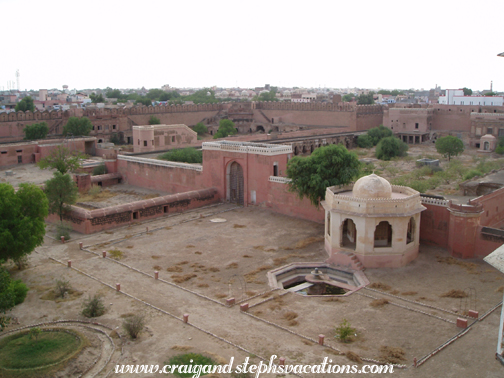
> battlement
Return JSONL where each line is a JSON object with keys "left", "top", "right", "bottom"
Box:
{"left": 202, "top": 140, "right": 292, "bottom": 156}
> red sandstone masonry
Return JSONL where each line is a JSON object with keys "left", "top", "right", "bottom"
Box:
{"left": 46, "top": 187, "right": 219, "bottom": 233}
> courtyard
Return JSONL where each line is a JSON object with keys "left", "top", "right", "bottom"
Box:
{"left": 3, "top": 203, "right": 503, "bottom": 377}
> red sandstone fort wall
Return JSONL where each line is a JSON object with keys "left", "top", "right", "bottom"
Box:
{"left": 471, "top": 187, "right": 504, "bottom": 228}
{"left": 266, "top": 182, "right": 324, "bottom": 223}
{"left": 419, "top": 203, "right": 450, "bottom": 249}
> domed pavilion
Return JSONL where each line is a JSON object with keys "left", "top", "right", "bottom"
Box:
{"left": 322, "top": 174, "right": 426, "bottom": 268}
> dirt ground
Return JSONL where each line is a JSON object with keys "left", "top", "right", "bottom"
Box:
{"left": 3, "top": 204, "right": 503, "bottom": 378}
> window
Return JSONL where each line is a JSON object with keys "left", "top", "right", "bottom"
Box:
{"left": 273, "top": 163, "right": 278, "bottom": 176}
{"left": 112, "top": 124, "right": 116, "bottom": 129}
{"left": 17, "top": 156, "right": 22, "bottom": 163}
{"left": 97, "top": 125, "right": 102, "bottom": 130}
{"left": 487, "top": 128, "right": 493, "bottom": 135}
{"left": 0, "top": 151, "right": 6, "bottom": 154}
{"left": 171, "top": 136, "right": 175, "bottom": 143}
{"left": 499, "top": 129, "right": 504, "bottom": 137}
{"left": 92, "top": 125, "right": 95, "bottom": 130}
{"left": 415, "top": 123, "right": 419, "bottom": 129}
{"left": 143, "top": 141, "right": 147, "bottom": 146}
{"left": 138, "top": 139, "right": 140, "bottom": 145}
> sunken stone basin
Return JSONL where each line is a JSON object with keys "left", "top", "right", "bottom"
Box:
{"left": 267, "top": 262, "right": 369, "bottom": 297}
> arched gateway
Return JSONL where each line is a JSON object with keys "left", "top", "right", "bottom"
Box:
{"left": 228, "top": 161, "right": 244, "bottom": 205}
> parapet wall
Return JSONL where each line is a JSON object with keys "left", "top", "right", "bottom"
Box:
{"left": 47, "top": 187, "right": 218, "bottom": 233}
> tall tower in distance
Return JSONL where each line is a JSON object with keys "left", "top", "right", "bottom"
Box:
{"left": 16, "top": 69, "right": 20, "bottom": 91}
{"left": 490, "top": 80, "right": 493, "bottom": 92}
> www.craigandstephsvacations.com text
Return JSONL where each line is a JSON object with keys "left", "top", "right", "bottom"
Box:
{"left": 114, "top": 355, "right": 395, "bottom": 376}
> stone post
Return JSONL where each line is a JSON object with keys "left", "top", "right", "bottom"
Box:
{"left": 67, "top": 260, "right": 71, "bottom": 268}
{"left": 183, "top": 314, "right": 189, "bottom": 323}
{"left": 318, "top": 334, "right": 325, "bottom": 345}
{"left": 154, "top": 271, "right": 159, "bottom": 280}
{"left": 116, "top": 283, "right": 121, "bottom": 292}
{"left": 102, "top": 251, "right": 107, "bottom": 258}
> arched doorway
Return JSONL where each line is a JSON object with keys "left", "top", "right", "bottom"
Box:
{"left": 484, "top": 141, "right": 489, "bottom": 150}
{"left": 227, "top": 161, "right": 244, "bottom": 205}
{"left": 374, "top": 221, "right": 392, "bottom": 248}
{"left": 256, "top": 125, "right": 265, "bottom": 133}
{"left": 341, "top": 219, "right": 356, "bottom": 250}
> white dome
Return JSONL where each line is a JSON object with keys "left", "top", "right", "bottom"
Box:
{"left": 352, "top": 174, "right": 392, "bottom": 199}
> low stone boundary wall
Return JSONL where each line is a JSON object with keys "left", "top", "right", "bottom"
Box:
{"left": 47, "top": 187, "right": 219, "bottom": 234}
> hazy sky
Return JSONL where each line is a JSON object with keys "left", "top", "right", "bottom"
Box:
{"left": 1, "top": 0, "right": 503, "bottom": 92}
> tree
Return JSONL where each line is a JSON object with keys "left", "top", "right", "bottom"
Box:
{"left": 44, "top": 172, "right": 79, "bottom": 223}
{"left": 357, "top": 93, "right": 374, "bottom": 105}
{"left": 193, "top": 122, "right": 207, "bottom": 136}
{"left": 136, "top": 97, "right": 153, "bottom": 106}
{"left": 0, "top": 183, "right": 48, "bottom": 263}
{"left": 342, "top": 94, "right": 355, "bottom": 102}
{"left": 213, "top": 119, "right": 237, "bottom": 139}
{"left": 89, "top": 93, "right": 105, "bottom": 103}
{"left": 484, "top": 92, "right": 497, "bottom": 96}
{"left": 38, "top": 146, "right": 84, "bottom": 174}
{"left": 0, "top": 267, "right": 15, "bottom": 330}
{"left": 367, "top": 125, "right": 393, "bottom": 146}
{"left": 435, "top": 135, "right": 464, "bottom": 161}
{"left": 146, "top": 89, "right": 166, "bottom": 100}
{"left": 357, "top": 134, "right": 373, "bottom": 148}
{"left": 253, "top": 91, "right": 278, "bottom": 102}
{"left": 63, "top": 116, "right": 93, "bottom": 136}
{"left": 462, "top": 87, "right": 473, "bottom": 96}
{"left": 286, "top": 144, "right": 361, "bottom": 207}
{"left": 149, "top": 116, "right": 161, "bottom": 125}
{"left": 23, "top": 122, "right": 49, "bottom": 140}
{"left": 375, "top": 136, "right": 408, "bottom": 160}
{"left": 15, "top": 96, "right": 35, "bottom": 112}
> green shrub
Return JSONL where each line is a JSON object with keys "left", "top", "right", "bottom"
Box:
{"left": 193, "top": 122, "right": 208, "bottom": 136}
{"left": 55, "top": 279, "right": 71, "bottom": 298}
{"left": 367, "top": 125, "right": 393, "bottom": 146}
{"left": 29, "top": 327, "right": 41, "bottom": 340}
{"left": 55, "top": 222, "right": 72, "bottom": 241}
{"left": 496, "top": 146, "right": 504, "bottom": 155}
{"left": 464, "top": 169, "right": 483, "bottom": 181}
{"left": 109, "top": 133, "right": 121, "bottom": 144}
{"left": 149, "top": 116, "right": 161, "bottom": 125}
{"left": 357, "top": 134, "right": 373, "bottom": 148}
{"left": 159, "top": 148, "right": 202, "bottom": 164}
{"left": 122, "top": 314, "right": 146, "bottom": 339}
{"left": 82, "top": 294, "right": 105, "bottom": 318}
{"left": 375, "top": 137, "right": 408, "bottom": 160}
{"left": 167, "top": 353, "right": 215, "bottom": 378}
{"left": 92, "top": 164, "right": 108, "bottom": 176}
{"left": 10, "top": 280, "right": 28, "bottom": 305}
{"left": 334, "top": 319, "right": 356, "bottom": 343}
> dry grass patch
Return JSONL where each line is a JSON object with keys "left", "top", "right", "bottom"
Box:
{"left": 436, "top": 255, "right": 479, "bottom": 274}
{"left": 151, "top": 255, "right": 162, "bottom": 259}
{"left": 165, "top": 227, "right": 172, "bottom": 230}
{"left": 261, "top": 292, "right": 272, "bottom": 298}
{"left": 172, "top": 274, "right": 197, "bottom": 283}
{"left": 40, "top": 288, "right": 83, "bottom": 303}
{"left": 176, "top": 261, "right": 189, "bottom": 265}
{"left": 283, "top": 311, "right": 298, "bottom": 321}
{"left": 108, "top": 249, "right": 124, "bottom": 260}
{"left": 197, "top": 283, "right": 209, "bottom": 288}
{"left": 440, "top": 289, "right": 468, "bottom": 298}
{"left": 302, "top": 340, "right": 314, "bottom": 346}
{"left": 379, "top": 346, "right": 406, "bottom": 364}
{"left": 226, "top": 262, "right": 238, "bottom": 269}
{"left": 273, "top": 254, "right": 302, "bottom": 266}
{"left": 153, "top": 265, "right": 162, "bottom": 271}
{"left": 243, "top": 255, "right": 252, "bottom": 258}
{"left": 245, "top": 265, "right": 272, "bottom": 283}
{"left": 208, "top": 267, "right": 220, "bottom": 272}
{"left": 233, "top": 224, "right": 246, "bottom": 228}
{"left": 370, "top": 298, "right": 389, "bottom": 307}
{"left": 294, "top": 236, "right": 324, "bottom": 249}
{"left": 390, "top": 290, "right": 399, "bottom": 295}
{"left": 346, "top": 351, "right": 362, "bottom": 364}
{"left": 496, "top": 286, "right": 504, "bottom": 293}
{"left": 401, "top": 291, "right": 418, "bottom": 296}
{"left": 143, "top": 193, "right": 160, "bottom": 199}
{"left": 281, "top": 246, "right": 294, "bottom": 251}
{"left": 195, "top": 251, "right": 202, "bottom": 255}
{"left": 120, "top": 312, "right": 136, "bottom": 318}
{"left": 253, "top": 246, "right": 265, "bottom": 250}
{"left": 368, "top": 282, "right": 391, "bottom": 291}
{"left": 104, "top": 230, "right": 114, "bottom": 234}
{"left": 186, "top": 245, "right": 195, "bottom": 248}
{"left": 171, "top": 345, "right": 192, "bottom": 351}
{"left": 126, "top": 245, "right": 133, "bottom": 249}
{"left": 167, "top": 266, "right": 183, "bottom": 273}
{"left": 324, "top": 348, "right": 341, "bottom": 356}
{"left": 214, "top": 293, "right": 227, "bottom": 299}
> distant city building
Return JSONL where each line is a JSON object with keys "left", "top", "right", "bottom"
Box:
{"left": 439, "top": 89, "right": 503, "bottom": 106}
